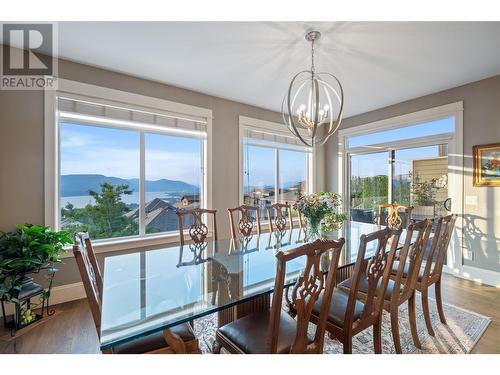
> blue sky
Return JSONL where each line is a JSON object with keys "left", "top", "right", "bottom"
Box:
{"left": 60, "top": 123, "right": 202, "bottom": 186}
{"left": 348, "top": 117, "right": 454, "bottom": 148}
{"left": 351, "top": 145, "right": 442, "bottom": 177}
{"left": 244, "top": 145, "right": 307, "bottom": 188}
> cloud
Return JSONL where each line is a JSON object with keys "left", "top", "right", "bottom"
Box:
{"left": 60, "top": 129, "right": 92, "bottom": 148}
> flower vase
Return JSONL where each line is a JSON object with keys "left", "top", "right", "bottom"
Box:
{"left": 306, "top": 216, "right": 323, "bottom": 240}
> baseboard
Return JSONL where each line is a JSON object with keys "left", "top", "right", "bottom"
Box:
{"left": 443, "top": 265, "right": 500, "bottom": 287}
{"left": 0, "top": 282, "right": 85, "bottom": 318}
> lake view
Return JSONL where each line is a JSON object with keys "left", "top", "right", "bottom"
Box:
{"left": 60, "top": 191, "right": 183, "bottom": 208}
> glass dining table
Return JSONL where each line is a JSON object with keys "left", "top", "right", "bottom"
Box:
{"left": 100, "top": 220, "right": 407, "bottom": 351}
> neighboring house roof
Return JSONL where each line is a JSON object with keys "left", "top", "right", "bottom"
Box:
{"left": 144, "top": 207, "right": 168, "bottom": 226}
{"left": 174, "top": 201, "right": 200, "bottom": 210}
{"left": 61, "top": 217, "right": 84, "bottom": 227}
{"left": 146, "top": 198, "right": 173, "bottom": 212}
{"left": 126, "top": 198, "right": 175, "bottom": 219}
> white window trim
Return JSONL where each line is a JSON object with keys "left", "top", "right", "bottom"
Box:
{"left": 44, "top": 79, "right": 213, "bottom": 255}
{"left": 337, "top": 101, "right": 468, "bottom": 281}
{"left": 238, "top": 116, "right": 316, "bottom": 207}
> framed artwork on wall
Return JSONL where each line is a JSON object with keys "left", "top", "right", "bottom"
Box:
{"left": 473, "top": 143, "right": 500, "bottom": 187}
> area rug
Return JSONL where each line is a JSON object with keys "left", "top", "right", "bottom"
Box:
{"left": 193, "top": 296, "right": 491, "bottom": 354}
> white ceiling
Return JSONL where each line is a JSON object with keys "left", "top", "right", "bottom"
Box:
{"left": 31, "top": 22, "right": 500, "bottom": 116}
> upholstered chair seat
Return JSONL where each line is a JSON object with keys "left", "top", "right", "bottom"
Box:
{"left": 391, "top": 261, "right": 427, "bottom": 281}
{"left": 312, "top": 288, "right": 365, "bottom": 328}
{"left": 217, "top": 310, "right": 306, "bottom": 354}
{"left": 338, "top": 277, "right": 402, "bottom": 301}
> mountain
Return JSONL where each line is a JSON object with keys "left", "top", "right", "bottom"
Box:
{"left": 61, "top": 174, "right": 199, "bottom": 197}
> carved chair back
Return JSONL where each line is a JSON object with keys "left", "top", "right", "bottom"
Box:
{"left": 421, "top": 214, "right": 456, "bottom": 284}
{"left": 227, "top": 205, "right": 261, "bottom": 238}
{"left": 377, "top": 204, "right": 414, "bottom": 229}
{"left": 176, "top": 208, "right": 218, "bottom": 246}
{"left": 270, "top": 238, "right": 345, "bottom": 354}
{"left": 73, "top": 232, "right": 102, "bottom": 334}
{"left": 347, "top": 227, "right": 401, "bottom": 329}
{"left": 266, "top": 202, "right": 293, "bottom": 233}
{"left": 391, "top": 219, "right": 432, "bottom": 300}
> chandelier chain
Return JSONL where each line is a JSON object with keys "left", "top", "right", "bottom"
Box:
{"left": 311, "top": 38, "right": 315, "bottom": 73}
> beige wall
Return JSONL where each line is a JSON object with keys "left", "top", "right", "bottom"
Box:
{"left": 326, "top": 75, "right": 500, "bottom": 273}
{"left": 0, "top": 56, "right": 326, "bottom": 287}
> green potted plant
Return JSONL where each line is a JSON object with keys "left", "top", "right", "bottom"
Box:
{"left": 0, "top": 224, "right": 71, "bottom": 329}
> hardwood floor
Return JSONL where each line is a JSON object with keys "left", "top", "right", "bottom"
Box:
{"left": 430, "top": 274, "right": 500, "bottom": 354}
{"left": 1, "top": 273, "right": 498, "bottom": 354}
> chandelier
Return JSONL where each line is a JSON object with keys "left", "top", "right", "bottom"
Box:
{"left": 282, "top": 30, "right": 344, "bottom": 147}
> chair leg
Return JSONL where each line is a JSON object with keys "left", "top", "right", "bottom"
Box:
{"left": 435, "top": 278, "right": 447, "bottom": 325}
{"left": 421, "top": 288, "right": 435, "bottom": 336}
{"left": 373, "top": 316, "right": 382, "bottom": 354}
{"left": 212, "top": 339, "right": 222, "bottom": 354}
{"left": 343, "top": 335, "right": 353, "bottom": 354}
{"left": 408, "top": 293, "right": 422, "bottom": 349}
{"left": 390, "top": 307, "right": 402, "bottom": 354}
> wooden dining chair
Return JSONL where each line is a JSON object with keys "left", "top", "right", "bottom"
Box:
{"left": 291, "top": 201, "right": 306, "bottom": 229}
{"left": 228, "top": 205, "right": 261, "bottom": 238}
{"left": 339, "top": 220, "right": 432, "bottom": 353}
{"left": 73, "top": 232, "right": 199, "bottom": 354}
{"left": 176, "top": 208, "right": 218, "bottom": 246}
{"left": 310, "top": 227, "right": 402, "bottom": 354}
{"left": 377, "top": 203, "right": 414, "bottom": 229}
{"left": 395, "top": 214, "right": 456, "bottom": 337}
{"left": 213, "top": 238, "right": 345, "bottom": 354}
{"left": 266, "top": 202, "right": 293, "bottom": 233}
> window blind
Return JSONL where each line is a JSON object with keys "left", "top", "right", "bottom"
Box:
{"left": 57, "top": 96, "right": 207, "bottom": 134}
{"left": 243, "top": 128, "right": 310, "bottom": 149}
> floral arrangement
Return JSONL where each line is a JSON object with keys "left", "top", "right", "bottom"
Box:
{"left": 294, "top": 192, "right": 347, "bottom": 237}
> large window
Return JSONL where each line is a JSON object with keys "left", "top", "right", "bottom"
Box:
{"left": 242, "top": 139, "right": 311, "bottom": 219}
{"left": 57, "top": 94, "right": 207, "bottom": 242}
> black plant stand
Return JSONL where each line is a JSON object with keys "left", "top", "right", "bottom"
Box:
{"left": 1, "top": 268, "right": 58, "bottom": 336}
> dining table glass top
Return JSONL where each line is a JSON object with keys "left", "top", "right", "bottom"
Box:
{"left": 100, "top": 220, "right": 406, "bottom": 350}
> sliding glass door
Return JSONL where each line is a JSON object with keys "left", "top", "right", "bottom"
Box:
{"left": 394, "top": 145, "right": 449, "bottom": 221}
{"left": 342, "top": 108, "right": 465, "bottom": 278}
{"left": 349, "top": 144, "right": 449, "bottom": 224}
{"left": 349, "top": 152, "right": 389, "bottom": 223}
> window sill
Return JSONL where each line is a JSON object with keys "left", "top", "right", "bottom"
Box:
{"left": 62, "top": 231, "right": 189, "bottom": 258}
{"left": 62, "top": 219, "right": 303, "bottom": 259}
